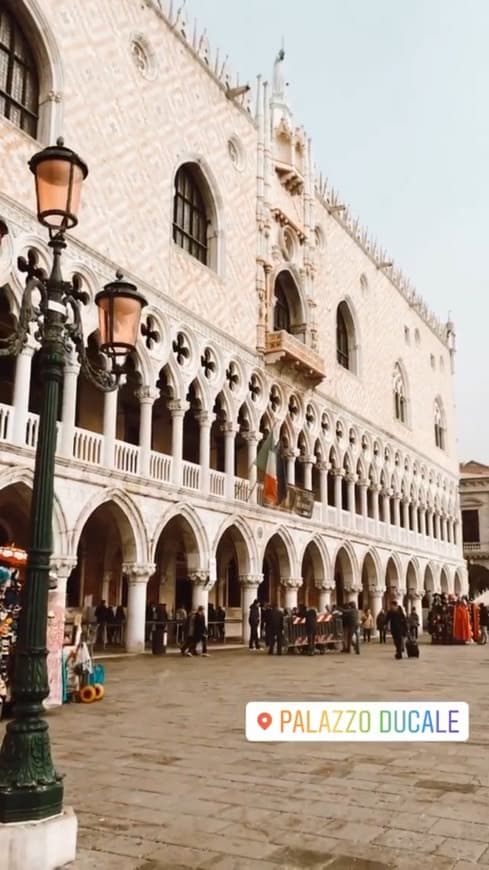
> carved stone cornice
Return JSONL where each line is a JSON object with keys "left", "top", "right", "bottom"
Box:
{"left": 189, "top": 571, "right": 213, "bottom": 590}
{"left": 239, "top": 574, "right": 263, "bottom": 588}
{"left": 123, "top": 562, "right": 156, "bottom": 582}
{"left": 280, "top": 577, "right": 303, "bottom": 589}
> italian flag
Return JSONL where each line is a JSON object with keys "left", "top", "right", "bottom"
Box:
{"left": 256, "top": 432, "right": 279, "bottom": 504}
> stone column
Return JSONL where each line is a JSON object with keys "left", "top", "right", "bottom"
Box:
{"left": 240, "top": 574, "right": 262, "bottom": 642}
{"left": 318, "top": 461, "right": 328, "bottom": 514}
{"left": 137, "top": 386, "right": 158, "bottom": 478}
{"left": 103, "top": 386, "right": 118, "bottom": 468}
{"left": 369, "top": 587, "right": 384, "bottom": 637}
{"left": 285, "top": 450, "right": 297, "bottom": 486}
{"left": 359, "top": 479, "right": 368, "bottom": 518}
{"left": 434, "top": 512, "right": 441, "bottom": 540}
{"left": 223, "top": 423, "right": 238, "bottom": 499}
{"left": 371, "top": 485, "right": 380, "bottom": 523}
{"left": 427, "top": 510, "right": 434, "bottom": 539}
{"left": 318, "top": 584, "right": 334, "bottom": 612}
{"left": 411, "top": 503, "right": 419, "bottom": 534}
{"left": 393, "top": 494, "right": 401, "bottom": 528}
{"left": 197, "top": 411, "right": 213, "bottom": 496}
{"left": 189, "top": 570, "right": 212, "bottom": 611}
{"left": 347, "top": 474, "right": 356, "bottom": 513}
{"left": 402, "top": 498, "right": 410, "bottom": 530}
{"left": 244, "top": 433, "right": 259, "bottom": 503}
{"left": 169, "top": 399, "right": 189, "bottom": 486}
{"left": 281, "top": 577, "right": 302, "bottom": 611}
{"left": 301, "top": 455, "right": 314, "bottom": 491}
{"left": 447, "top": 518, "right": 453, "bottom": 544}
{"left": 59, "top": 356, "right": 80, "bottom": 458}
{"left": 419, "top": 507, "right": 427, "bottom": 536}
{"left": 344, "top": 585, "right": 361, "bottom": 605}
{"left": 382, "top": 490, "right": 390, "bottom": 524}
{"left": 102, "top": 569, "right": 112, "bottom": 602}
{"left": 10, "top": 336, "right": 35, "bottom": 444}
{"left": 334, "top": 470, "right": 343, "bottom": 510}
{"left": 441, "top": 514, "right": 447, "bottom": 542}
{"left": 124, "top": 563, "right": 155, "bottom": 653}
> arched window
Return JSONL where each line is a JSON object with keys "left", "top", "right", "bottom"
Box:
{"left": 336, "top": 301, "right": 357, "bottom": 372}
{"left": 272, "top": 270, "right": 305, "bottom": 341}
{"left": 393, "top": 363, "right": 407, "bottom": 424}
{"left": 173, "top": 164, "right": 208, "bottom": 264}
{"left": 434, "top": 398, "right": 446, "bottom": 449}
{"left": 0, "top": 4, "right": 39, "bottom": 137}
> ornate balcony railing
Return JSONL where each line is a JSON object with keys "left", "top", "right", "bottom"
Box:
{"left": 0, "top": 403, "right": 10, "bottom": 441}
{"left": 182, "top": 460, "right": 200, "bottom": 490}
{"left": 210, "top": 469, "right": 225, "bottom": 496}
{"left": 264, "top": 330, "right": 326, "bottom": 386}
{"left": 149, "top": 451, "right": 172, "bottom": 483}
{"left": 115, "top": 440, "right": 139, "bottom": 475}
{"left": 73, "top": 427, "right": 103, "bottom": 465}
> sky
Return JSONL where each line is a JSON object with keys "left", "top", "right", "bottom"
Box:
{"left": 187, "top": 0, "right": 487, "bottom": 462}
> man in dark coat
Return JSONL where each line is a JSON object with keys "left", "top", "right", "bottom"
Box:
{"left": 249, "top": 599, "right": 261, "bottom": 650}
{"left": 305, "top": 607, "right": 317, "bottom": 656}
{"left": 261, "top": 603, "right": 272, "bottom": 647}
{"left": 376, "top": 608, "right": 387, "bottom": 643}
{"left": 181, "top": 608, "right": 196, "bottom": 656}
{"left": 268, "top": 605, "right": 284, "bottom": 655}
{"left": 152, "top": 603, "right": 168, "bottom": 655}
{"left": 194, "top": 605, "right": 209, "bottom": 656}
{"left": 385, "top": 601, "right": 408, "bottom": 659}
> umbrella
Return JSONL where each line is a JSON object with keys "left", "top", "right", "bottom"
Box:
{"left": 0, "top": 545, "right": 28, "bottom": 567}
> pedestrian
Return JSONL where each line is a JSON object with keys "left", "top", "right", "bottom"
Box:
{"left": 152, "top": 602, "right": 168, "bottom": 654}
{"left": 95, "top": 599, "right": 109, "bottom": 648}
{"left": 342, "top": 603, "right": 353, "bottom": 653}
{"left": 376, "top": 608, "right": 387, "bottom": 643}
{"left": 362, "top": 608, "right": 374, "bottom": 643}
{"left": 479, "top": 603, "right": 489, "bottom": 644}
{"left": 181, "top": 608, "right": 196, "bottom": 656}
{"left": 408, "top": 607, "right": 420, "bottom": 640}
{"left": 384, "top": 600, "right": 408, "bottom": 659}
{"left": 350, "top": 602, "right": 360, "bottom": 654}
{"left": 305, "top": 606, "right": 317, "bottom": 655}
{"left": 268, "top": 605, "right": 284, "bottom": 655}
{"left": 262, "top": 603, "right": 272, "bottom": 647}
{"left": 114, "top": 604, "right": 125, "bottom": 645}
{"left": 208, "top": 601, "right": 216, "bottom": 640}
{"left": 194, "top": 605, "right": 210, "bottom": 656}
{"left": 175, "top": 605, "right": 187, "bottom": 646}
{"left": 249, "top": 599, "right": 261, "bottom": 650}
{"left": 216, "top": 605, "right": 225, "bottom": 641}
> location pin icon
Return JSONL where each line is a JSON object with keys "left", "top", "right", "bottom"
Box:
{"left": 257, "top": 712, "right": 272, "bottom": 731}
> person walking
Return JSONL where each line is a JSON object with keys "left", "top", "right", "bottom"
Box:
{"left": 194, "top": 605, "right": 209, "bottom": 656}
{"left": 350, "top": 602, "right": 360, "bottom": 654}
{"left": 152, "top": 602, "right": 168, "bottom": 654}
{"left": 249, "top": 599, "right": 261, "bottom": 650}
{"left": 408, "top": 607, "right": 420, "bottom": 640}
{"left": 479, "top": 603, "right": 489, "bottom": 644}
{"left": 342, "top": 603, "right": 353, "bottom": 653}
{"left": 385, "top": 600, "right": 408, "bottom": 659}
{"left": 376, "top": 608, "right": 387, "bottom": 643}
{"left": 362, "top": 608, "right": 374, "bottom": 643}
{"left": 268, "top": 605, "right": 284, "bottom": 655}
{"left": 181, "top": 608, "right": 196, "bottom": 656}
{"left": 305, "top": 606, "right": 317, "bottom": 656}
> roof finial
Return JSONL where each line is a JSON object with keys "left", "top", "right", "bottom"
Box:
{"left": 272, "top": 42, "right": 286, "bottom": 100}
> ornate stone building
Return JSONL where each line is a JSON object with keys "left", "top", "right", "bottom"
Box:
{"left": 0, "top": 0, "right": 466, "bottom": 651}
{"left": 460, "top": 461, "right": 489, "bottom": 593}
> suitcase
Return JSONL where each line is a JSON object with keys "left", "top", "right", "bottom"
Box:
{"left": 405, "top": 637, "right": 419, "bottom": 658}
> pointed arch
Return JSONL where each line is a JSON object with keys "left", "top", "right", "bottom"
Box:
{"left": 393, "top": 360, "right": 409, "bottom": 424}
{"left": 71, "top": 488, "right": 148, "bottom": 565}
{"left": 0, "top": 465, "right": 68, "bottom": 556}
{"left": 151, "top": 502, "right": 209, "bottom": 569}
{"left": 336, "top": 298, "right": 359, "bottom": 374}
{"left": 434, "top": 396, "right": 446, "bottom": 450}
{"left": 261, "top": 524, "right": 298, "bottom": 578}
{"left": 172, "top": 156, "right": 222, "bottom": 272}
{"left": 299, "top": 534, "right": 331, "bottom": 583}
{"left": 212, "top": 515, "right": 258, "bottom": 575}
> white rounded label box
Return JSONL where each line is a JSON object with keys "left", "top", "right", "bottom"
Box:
{"left": 246, "top": 701, "right": 469, "bottom": 742}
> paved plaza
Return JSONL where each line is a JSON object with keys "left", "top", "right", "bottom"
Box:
{"left": 10, "top": 641, "right": 489, "bottom": 870}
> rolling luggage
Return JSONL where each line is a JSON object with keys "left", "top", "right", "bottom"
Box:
{"left": 405, "top": 636, "right": 419, "bottom": 658}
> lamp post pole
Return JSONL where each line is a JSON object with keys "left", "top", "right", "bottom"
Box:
{"left": 0, "top": 235, "right": 68, "bottom": 822}
{"left": 0, "top": 139, "right": 146, "bottom": 827}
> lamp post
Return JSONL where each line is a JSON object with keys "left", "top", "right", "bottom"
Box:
{"left": 0, "top": 139, "right": 146, "bottom": 823}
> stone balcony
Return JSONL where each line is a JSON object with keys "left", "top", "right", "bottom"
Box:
{"left": 264, "top": 330, "right": 326, "bottom": 386}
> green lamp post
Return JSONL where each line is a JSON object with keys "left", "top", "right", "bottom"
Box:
{"left": 0, "top": 139, "right": 146, "bottom": 822}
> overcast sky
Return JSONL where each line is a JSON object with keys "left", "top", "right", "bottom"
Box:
{"left": 188, "top": 0, "right": 486, "bottom": 463}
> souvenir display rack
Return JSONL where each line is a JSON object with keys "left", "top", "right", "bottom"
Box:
{"left": 428, "top": 595, "right": 480, "bottom": 644}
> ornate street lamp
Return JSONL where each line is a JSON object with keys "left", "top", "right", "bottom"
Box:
{"left": 0, "top": 139, "right": 146, "bottom": 823}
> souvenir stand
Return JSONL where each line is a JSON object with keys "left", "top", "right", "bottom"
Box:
{"left": 429, "top": 595, "right": 479, "bottom": 644}
{"left": 0, "top": 545, "right": 27, "bottom": 717}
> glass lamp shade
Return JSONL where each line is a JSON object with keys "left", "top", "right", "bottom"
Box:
{"left": 29, "top": 138, "right": 88, "bottom": 231}
{"left": 95, "top": 273, "right": 147, "bottom": 359}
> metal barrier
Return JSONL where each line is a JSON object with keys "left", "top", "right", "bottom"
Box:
{"left": 65, "top": 617, "right": 243, "bottom": 650}
{"left": 284, "top": 613, "right": 343, "bottom": 653}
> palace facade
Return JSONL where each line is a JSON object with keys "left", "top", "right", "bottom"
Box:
{"left": 0, "top": 0, "right": 466, "bottom": 650}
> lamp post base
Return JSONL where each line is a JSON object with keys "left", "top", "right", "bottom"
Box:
{"left": 0, "top": 806, "right": 77, "bottom": 870}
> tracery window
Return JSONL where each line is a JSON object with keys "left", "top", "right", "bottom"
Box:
{"left": 336, "top": 305, "right": 350, "bottom": 369}
{"left": 393, "top": 363, "right": 407, "bottom": 423}
{"left": 273, "top": 281, "right": 291, "bottom": 332}
{"left": 434, "top": 399, "right": 446, "bottom": 449}
{"left": 172, "top": 165, "right": 208, "bottom": 265}
{"left": 0, "top": 4, "right": 38, "bottom": 137}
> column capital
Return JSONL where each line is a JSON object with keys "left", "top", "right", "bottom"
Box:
{"left": 409, "top": 590, "right": 423, "bottom": 601}
{"left": 333, "top": 468, "right": 345, "bottom": 478}
{"left": 222, "top": 422, "right": 239, "bottom": 436}
{"left": 317, "top": 461, "right": 329, "bottom": 472}
{"left": 371, "top": 586, "right": 384, "bottom": 597}
{"left": 284, "top": 448, "right": 299, "bottom": 460}
{"left": 344, "top": 585, "right": 361, "bottom": 594}
{"left": 345, "top": 473, "right": 357, "bottom": 484}
{"left": 280, "top": 577, "right": 303, "bottom": 589}
{"left": 123, "top": 562, "right": 155, "bottom": 582}
{"left": 50, "top": 556, "right": 77, "bottom": 579}
{"left": 168, "top": 399, "right": 189, "bottom": 416}
{"left": 358, "top": 478, "right": 368, "bottom": 488}
{"left": 316, "top": 582, "right": 335, "bottom": 593}
{"left": 370, "top": 483, "right": 381, "bottom": 493}
{"left": 239, "top": 573, "right": 263, "bottom": 588}
{"left": 136, "top": 385, "right": 159, "bottom": 404}
{"left": 196, "top": 410, "right": 215, "bottom": 427}
{"left": 189, "top": 570, "right": 213, "bottom": 590}
{"left": 242, "top": 431, "right": 261, "bottom": 445}
{"left": 298, "top": 454, "right": 316, "bottom": 466}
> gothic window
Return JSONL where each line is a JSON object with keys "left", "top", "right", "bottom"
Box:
{"left": 0, "top": 4, "right": 39, "bottom": 137}
{"left": 434, "top": 398, "right": 446, "bottom": 449}
{"left": 393, "top": 363, "right": 407, "bottom": 424}
{"left": 173, "top": 164, "right": 208, "bottom": 265}
{"left": 336, "top": 301, "right": 357, "bottom": 371}
{"left": 273, "top": 281, "right": 290, "bottom": 332}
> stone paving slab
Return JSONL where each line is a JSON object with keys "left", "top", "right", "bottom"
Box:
{"left": 3, "top": 641, "right": 489, "bottom": 868}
